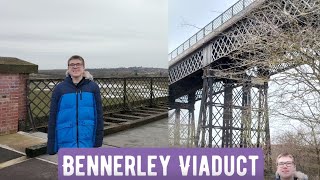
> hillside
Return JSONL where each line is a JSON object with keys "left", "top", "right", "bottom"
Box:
{"left": 31, "top": 67, "right": 168, "bottom": 78}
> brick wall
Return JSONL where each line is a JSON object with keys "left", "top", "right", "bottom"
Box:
{"left": 0, "top": 73, "right": 28, "bottom": 135}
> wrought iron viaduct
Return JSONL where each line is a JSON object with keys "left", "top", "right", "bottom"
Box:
{"left": 168, "top": 0, "right": 317, "bottom": 173}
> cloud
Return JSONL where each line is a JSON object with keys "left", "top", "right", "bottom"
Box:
{"left": 0, "top": 0, "right": 168, "bottom": 69}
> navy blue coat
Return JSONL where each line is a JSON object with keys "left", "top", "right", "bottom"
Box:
{"left": 47, "top": 76, "right": 104, "bottom": 155}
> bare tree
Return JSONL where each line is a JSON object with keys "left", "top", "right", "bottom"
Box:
{"left": 273, "top": 129, "right": 320, "bottom": 178}
{"left": 219, "top": 0, "right": 320, "bottom": 177}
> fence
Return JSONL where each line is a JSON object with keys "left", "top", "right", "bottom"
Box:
{"left": 21, "top": 77, "right": 168, "bottom": 131}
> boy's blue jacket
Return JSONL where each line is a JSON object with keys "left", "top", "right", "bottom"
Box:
{"left": 47, "top": 72, "right": 104, "bottom": 155}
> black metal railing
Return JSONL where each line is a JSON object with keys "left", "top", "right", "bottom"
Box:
{"left": 21, "top": 77, "right": 168, "bottom": 131}
{"left": 168, "top": 0, "right": 257, "bottom": 61}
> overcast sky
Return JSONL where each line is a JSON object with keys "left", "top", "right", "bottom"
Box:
{"left": 169, "top": 0, "right": 240, "bottom": 52}
{"left": 0, "top": 0, "right": 167, "bottom": 69}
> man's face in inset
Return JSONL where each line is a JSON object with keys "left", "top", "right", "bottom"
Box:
{"left": 68, "top": 59, "right": 84, "bottom": 78}
{"left": 277, "top": 156, "right": 296, "bottom": 179}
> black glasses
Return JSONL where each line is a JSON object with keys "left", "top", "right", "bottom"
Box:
{"left": 68, "top": 63, "right": 83, "bottom": 68}
{"left": 277, "top": 161, "right": 294, "bottom": 167}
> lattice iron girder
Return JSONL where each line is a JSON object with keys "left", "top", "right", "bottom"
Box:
{"left": 169, "top": 50, "right": 203, "bottom": 84}
{"left": 169, "top": 0, "right": 319, "bottom": 85}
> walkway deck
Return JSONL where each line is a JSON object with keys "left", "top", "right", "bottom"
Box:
{"left": 0, "top": 118, "right": 169, "bottom": 180}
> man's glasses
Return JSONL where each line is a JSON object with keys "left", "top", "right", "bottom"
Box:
{"left": 277, "top": 161, "right": 294, "bottom": 167}
{"left": 68, "top": 63, "right": 83, "bottom": 68}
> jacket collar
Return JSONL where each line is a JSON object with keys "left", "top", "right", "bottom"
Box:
{"left": 65, "top": 70, "right": 94, "bottom": 81}
{"left": 65, "top": 70, "right": 94, "bottom": 87}
{"left": 65, "top": 75, "right": 88, "bottom": 87}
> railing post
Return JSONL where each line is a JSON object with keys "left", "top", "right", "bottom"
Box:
{"left": 150, "top": 77, "right": 154, "bottom": 107}
{"left": 232, "top": 5, "right": 234, "bottom": 16}
{"left": 123, "top": 78, "right": 127, "bottom": 110}
{"left": 26, "top": 79, "right": 36, "bottom": 132}
{"left": 221, "top": 14, "right": 224, "bottom": 24}
{"left": 212, "top": 20, "right": 214, "bottom": 32}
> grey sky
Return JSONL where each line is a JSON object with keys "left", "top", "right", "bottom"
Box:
{"left": 0, "top": 0, "right": 168, "bottom": 69}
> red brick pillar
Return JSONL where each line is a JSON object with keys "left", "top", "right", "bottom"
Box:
{"left": 0, "top": 57, "right": 37, "bottom": 135}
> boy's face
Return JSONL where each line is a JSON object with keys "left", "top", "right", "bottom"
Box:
{"left": 277, "top": 156, "right": 296, "bottom": 179}
{"left": 68, "top": 59, "right": 84, "bottom": 78}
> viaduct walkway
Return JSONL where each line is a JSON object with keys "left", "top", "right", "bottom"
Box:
{"left": 0, "top": 118, "right": 169, "bottom": 180}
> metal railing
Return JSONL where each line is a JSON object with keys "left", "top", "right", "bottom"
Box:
{"left": 168, "top": 0, "right": 256, "bottom": 61}
{"left": 22, "top": 77, "right": 168, "bottom": 131}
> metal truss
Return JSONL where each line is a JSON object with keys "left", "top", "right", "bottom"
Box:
{"left": 168, "top": 93, "right": 196, "bottom": 147}
{"left": 196, "top": 69, "right": 270, "bottom": 147}
{"left": 168, "top": 68, "right": 272, "bottom": 172}
{"left": 169, "top": 50, "right": 203, "bottom": 85}
{"left": 169, "top": 0, "right": 318, "bottom": 84}
{"left": 197, "top": 69, "right": 272, "bottom": 172}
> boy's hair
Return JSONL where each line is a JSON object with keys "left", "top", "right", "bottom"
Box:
{"left": 276, "top": 152, "right": 295, "bottom": 164}
{"left": 68, "top": 55, "right": 85, "bottom": 67}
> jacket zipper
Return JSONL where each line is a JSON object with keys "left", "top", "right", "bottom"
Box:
{"left": 76, "top": 89, "right": 79, "bottom": 148}
{"left": 75, "top": 79, "right": 84, "bottom": 148}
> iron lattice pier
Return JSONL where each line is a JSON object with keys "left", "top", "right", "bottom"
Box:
{"left": 168, "top": 0, "right": 319, "bottom": 174}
